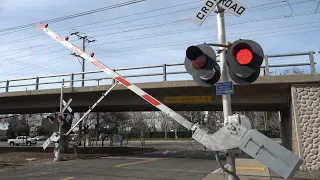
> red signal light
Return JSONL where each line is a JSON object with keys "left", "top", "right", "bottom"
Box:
{"left": 191, "top": 55, "right": 207, "bottom": 68}
{"left": 186, "top": 46, "right": 207, "bottom": 68}
{"left": 236, "top": 49, "right": 253, "bottom": 65}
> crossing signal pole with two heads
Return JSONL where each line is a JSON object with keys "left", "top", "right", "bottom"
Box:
{"left": 185, "top": 4, "right": 265, "bottom": 180}
{"left": 53, "top": 79, "right": 65, "bottom": 162}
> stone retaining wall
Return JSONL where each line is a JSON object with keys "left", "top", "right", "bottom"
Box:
{"left": 291, "top": 84, "right": 320, "bottom": 171}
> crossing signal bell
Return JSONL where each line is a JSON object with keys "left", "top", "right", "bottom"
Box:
{"left": 184, "top": 44, "right": 220, "bottom": 87}
{"left": 226, "top": 39, "right": 264, "bottom": 84}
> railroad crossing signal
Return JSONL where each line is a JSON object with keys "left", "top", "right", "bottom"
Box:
{"left": 36, "top": 22, "right": 302, "bottom": 179}
{"left": 226, "top": 39, "right": 264, "bottom": 84}
{"left": 184, "top": 44, "right": 220, "bottom": 87}
{"left": 43, "top": 98, "right": 73, "bottom": 150}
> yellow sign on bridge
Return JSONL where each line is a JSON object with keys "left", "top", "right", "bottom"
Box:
{"left": 164, "top": 96, "right": 212, "bottom": 103}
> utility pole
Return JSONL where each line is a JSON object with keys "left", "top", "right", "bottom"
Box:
{"left": 70, "top": 31, "right": 96, "bottom": 146}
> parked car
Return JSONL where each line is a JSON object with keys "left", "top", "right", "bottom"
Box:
{"left": 32, "top": 136, "right": 48, "bottom": 141}
{"left": 7, "top": 136, "right": 37, "bottom": 146}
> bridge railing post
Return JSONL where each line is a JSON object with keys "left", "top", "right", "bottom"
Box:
{"left": 112, "top": 69, "right": 116, "bottom": 83}
{"left": 264, "top": 55, "right": 270, "bottom": 75}
{"left": 70, "top": 73, "right": 74, "bottom": 89}
{"left": 163, "top": 64, "right": 167, "bottom": 81}
{"left": 309, "top": 51, "right": 316, "bottom": 73}
{"left": 35, "top": 77, "right": 39, "bottom": 90}
{"left": 5, "top": 80, "right": 9, "bottom": 92}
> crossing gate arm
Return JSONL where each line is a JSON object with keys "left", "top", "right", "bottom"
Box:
{"left": 36, "top": 23, "right": 194, "bottom": 131}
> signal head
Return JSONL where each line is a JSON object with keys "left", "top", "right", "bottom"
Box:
{"left": 47, "top": 113, "right": 55, "bottom": 124}
{"left": 57, "top": 112, "right": 65, "bottom": 125}
{"left": 184, "top": 44, "right": 221, "bottom": 87}
{"left": 65, "top": 113, "right": 73, "bottom": 124}
{"left": 226, "top": 39, "right": 264, "bottom": 84}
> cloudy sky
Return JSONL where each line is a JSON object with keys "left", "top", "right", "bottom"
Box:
{"left": 0, "top": 0, "right": 319, "bottom": 91}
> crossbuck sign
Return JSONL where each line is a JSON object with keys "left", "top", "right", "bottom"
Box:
{"left": 192, "top": 0, "right": 247, "bottom": 25}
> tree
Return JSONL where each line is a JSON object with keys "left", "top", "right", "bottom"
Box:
{"left": 26, "top": 114, "right": 42, "bottom": 135}
{"left": 282, "top": 67, "right": 305, "bottom": 75}
{"left": 6, "top": 116, "right": 29, "bottom": 138}
{"left": 35, "top": 125, "right": 51, "bottom": 136}
{"left": 158, "top": 112, "right": 170, "bottom": 139}
{"left": 129, "top": 112, "right": 148, "bottom": 147}
{"left": 206, "top": 111, "right": 224, "bottom": 131}
{"left": 99, "top": 112, "right": 130, "bottom": 147}
{"left": 82, "top": 113, "right": 97, "bottom": 147}
{"left": 144, "top": 112, "right": 158, "bottom": 133}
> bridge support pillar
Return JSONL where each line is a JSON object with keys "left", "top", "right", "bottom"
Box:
{"left": 285, "top": 84, "right": 320, "bottom": 171}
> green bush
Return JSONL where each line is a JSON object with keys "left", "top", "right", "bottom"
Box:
{"left": 0, "top": 136, "right": 8, "bottom": 142}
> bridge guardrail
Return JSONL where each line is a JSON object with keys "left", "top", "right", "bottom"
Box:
{"left": 0, "top": 51, "right": 318, "bottom": 93}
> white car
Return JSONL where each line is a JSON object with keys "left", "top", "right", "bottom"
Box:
{"left": 7, "top": 136, "right": 37, "bottom": 146}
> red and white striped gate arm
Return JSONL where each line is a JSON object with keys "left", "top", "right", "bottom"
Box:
{"left": 36, "top": 23, "right": 194, "bottom": 130}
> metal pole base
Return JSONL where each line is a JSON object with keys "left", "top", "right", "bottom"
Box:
{"left": 226, "top": 151, "right": 237, "bottom": 180}
{"left": 53, "top": 143, "right": 61, "bottom": 162}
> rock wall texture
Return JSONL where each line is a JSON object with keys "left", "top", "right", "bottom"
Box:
{"left": 292, "top": 84, "right": 320, "bottom": 171}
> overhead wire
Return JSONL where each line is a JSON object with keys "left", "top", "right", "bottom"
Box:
{"left": 0, "top": 0, "right": 315, "bottom": 61}
{"left": 1, "top": 1, "right": 319, "bottom": 77}
{"left": 0, "top": 0, "right": 146, "bottom": 34}
{"left": 1, "top": 14, "right": 318, "bottom": 69}
{"left": 0, "top": 0, "right": 313, "bottom": 47}
{"left": 1, "top": 9, "right": 319, "bottom": 71}
{"left": 102, "top": 22, "right": 320, "bottom": 55}
{"left": 1, "top": 21, "right": 319, "bottom": 79}
{"left": 93, "top": 20, "right": 320, "bottom": 55}
{"left": 99, "top": 25, "right": 320, "bottom": 58}
{"left": 86, "top": 10, "right": 320, "bottom": 47}
{"left": 0, "top": 0, "right": 203, "bottom": 43}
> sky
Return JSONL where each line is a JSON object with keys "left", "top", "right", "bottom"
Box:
{"left": 0, "top": 0, "right": 320, "bottom": 92}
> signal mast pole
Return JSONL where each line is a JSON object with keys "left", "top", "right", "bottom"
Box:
{"left": 54, "top": 79, "right": 64, "bottom": 162}
{"left": 216, "top": 6, "right": 236, "bottom": 180}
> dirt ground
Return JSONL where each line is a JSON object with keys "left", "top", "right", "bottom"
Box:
{"left": 0, "top": 151, "right": 108, "bottom": 168}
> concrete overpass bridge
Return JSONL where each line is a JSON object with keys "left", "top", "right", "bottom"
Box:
{"left": 0, "top": 50, "right": 318, "bottom": 113}
{"left": 0, "top": 74, "right": 319, "bottom": 113}
{"left": 0, "top": 50, "right": 319, "bottom": 171}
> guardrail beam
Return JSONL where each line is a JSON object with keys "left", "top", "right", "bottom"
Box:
{"left": 0, "top": 51, "right": 318, "bottom": 92}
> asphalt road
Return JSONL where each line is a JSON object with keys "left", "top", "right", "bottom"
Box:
{"left": 0, "top": 155, "right": 221, "bottom": 180}
{"left": 0, "top": 141, "right": 222, "bottom": 180}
